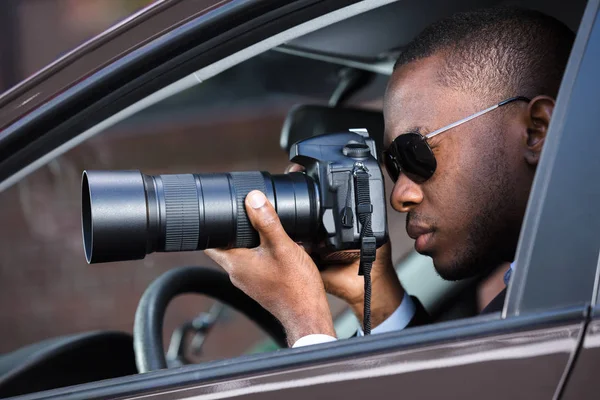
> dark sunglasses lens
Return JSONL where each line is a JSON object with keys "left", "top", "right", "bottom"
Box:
{"left": 388, "top": 133, "right": 437, "bottom": 182}
{"left": 383, "top": 150, "right": 401, "bottom": 182}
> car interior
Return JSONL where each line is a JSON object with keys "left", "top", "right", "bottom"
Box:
{"left": 0, "top": 0, "right": 589, "bottom": 397}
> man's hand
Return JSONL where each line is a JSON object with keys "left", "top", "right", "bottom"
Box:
{"left": 205, "top": 190, "right": 335, "bottom": 346}
{"left": 319, "top": 242, "right": 406, "bottom": 329}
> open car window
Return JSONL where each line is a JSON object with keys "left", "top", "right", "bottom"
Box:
{"left": 0, "top": 50, "right": 351, "bottom": 360}
{"left": 1, "top": 0, "right": 472, "bottom": 360}
{"left": 0, "top": 41, "right": 452, "bottom": 359}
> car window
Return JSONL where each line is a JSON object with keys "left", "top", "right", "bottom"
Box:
{"left": 0, "top": 50, "right": 407, "bottom": 361}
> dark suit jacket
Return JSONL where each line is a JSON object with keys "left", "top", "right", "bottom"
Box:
{"left": 406, "top": 295, "right": 433, "bottom": 327}
{"left": 407, "top": 288, "right": 507, "bottom": 328}
{"left": 481, "top": 288, "right": 506, "bottom": 314}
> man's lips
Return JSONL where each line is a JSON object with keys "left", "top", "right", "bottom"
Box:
{"left": 406, "top": 224, "right": 435, "bottom": 253}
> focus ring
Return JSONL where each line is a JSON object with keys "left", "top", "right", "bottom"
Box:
{"left": 230, "top": 172, "right": 266, "bottom": 248}
{"left": 161, "top": 174, "right": 200, "bottom": 251}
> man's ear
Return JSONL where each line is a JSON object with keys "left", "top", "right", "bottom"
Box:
{"left": 524, "top": 95, "right": 555, "bottom": 166}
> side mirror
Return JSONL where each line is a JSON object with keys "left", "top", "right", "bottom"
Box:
{"left": 280, "top": 104, "right": 384, "bottom": 153}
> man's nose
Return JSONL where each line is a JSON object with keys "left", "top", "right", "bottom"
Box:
{"left": 390, "top": 173, "right": 424, "bottom": 213}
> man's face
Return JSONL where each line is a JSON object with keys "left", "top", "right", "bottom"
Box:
{"left": 383, "top": 55, "right": 533, "bottom": 280}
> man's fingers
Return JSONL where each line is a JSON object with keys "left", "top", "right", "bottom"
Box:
{"left": 284, "top": 163, "right": 305, "bottom": 174}
{"left": 204, "top": 248, "right": 247, "bottom": 269}
{"left": 245, "top": 190, "right": 287, "bottom": 246}
{"left": 204, "top": 248, "right": 227, "bottom": 263}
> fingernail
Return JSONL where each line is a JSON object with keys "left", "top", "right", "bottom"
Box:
{"left": 247, "top": 191, "right": 266, "bottom": 209}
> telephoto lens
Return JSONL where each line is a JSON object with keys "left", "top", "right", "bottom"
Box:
{"left": 82, "top": 170, "right": 320, "bottom": 264}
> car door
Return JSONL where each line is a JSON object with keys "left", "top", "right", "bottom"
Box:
{"left": 1, "top": 0, "right": 598, "bottom": 399}
{"left": 554, "top": 11, "right": 600, "bottom": 393}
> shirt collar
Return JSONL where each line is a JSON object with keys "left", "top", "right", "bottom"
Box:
{"left": 503, "top": 262, "right": 516, "bottom": 286}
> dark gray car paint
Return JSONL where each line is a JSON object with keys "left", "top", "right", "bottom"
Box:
{"left": 9, "top": 308, "right": 586, "bottom": 400}
{"left": 560, "top": 309, "right": 600, "bottom": 400}
{"left": 0, "top": 0, "right": 225, "bottom": 129}
{"left": 122, "top": 323, "right": 582, "bottom": 400}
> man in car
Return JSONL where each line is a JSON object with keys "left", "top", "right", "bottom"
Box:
{"left": 205, "top": 6, "right": 575, "bottom": 347}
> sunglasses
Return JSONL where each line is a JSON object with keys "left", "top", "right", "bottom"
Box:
{"left": 382, "top": 96, "right": 531, "bottom": 183}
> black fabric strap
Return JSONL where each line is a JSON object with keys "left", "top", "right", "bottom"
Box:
{"left": 354, "top": 169, "right": 375, "bottom": 335}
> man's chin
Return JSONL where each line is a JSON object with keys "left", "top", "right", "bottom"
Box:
{"left": 431, "top": 255, "right": 479, "bottom": 281}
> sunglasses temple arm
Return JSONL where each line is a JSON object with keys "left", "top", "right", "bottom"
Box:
{"left": 425, "top": 104, "right": 501, "bottom": 140}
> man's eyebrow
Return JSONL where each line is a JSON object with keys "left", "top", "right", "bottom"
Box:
{"left": 384, "top": 126, "right": 426, "bottom": 148}
{"left": 407, "top": 126, "right": 426, "bottom": 135}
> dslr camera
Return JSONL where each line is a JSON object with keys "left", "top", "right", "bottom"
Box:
{"left": 82, "top": 129, "right": 388, "bottom": 264}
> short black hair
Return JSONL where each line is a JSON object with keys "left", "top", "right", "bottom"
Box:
{"left": 394, "top": 6, "right": 575, "bottom": 101}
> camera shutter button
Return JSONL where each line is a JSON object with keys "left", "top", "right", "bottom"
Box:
{"left": 343, "top": 143, "right": 370, "bottom": 158}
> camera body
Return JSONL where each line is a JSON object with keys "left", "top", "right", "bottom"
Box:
{"left": 290, "top": 129, "right": 387, "bottom": 250}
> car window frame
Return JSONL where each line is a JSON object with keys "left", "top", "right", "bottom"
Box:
{"left": 504, "top": 0, "right": 600, "bottom": 317}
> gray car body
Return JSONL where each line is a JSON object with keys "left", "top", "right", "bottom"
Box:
{"left": 1, "top": 0, "right": 599, "bottom": 399}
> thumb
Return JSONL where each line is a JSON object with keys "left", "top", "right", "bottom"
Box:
{"left": 245, "top": 190, "right": 287, "bottom": 245}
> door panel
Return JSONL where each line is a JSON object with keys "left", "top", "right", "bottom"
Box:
{"left": 125, "top": 323, "right": 582, "bottom": 400}
{"left": 15, "top": 311, "right": 584, "bottom": 400}
{"left": 560, "top": 311, "right": 600, "bottom": 399}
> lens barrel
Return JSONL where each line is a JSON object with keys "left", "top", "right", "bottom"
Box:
{"left": 82, "top": 170, "right": 319, "bottom": 264}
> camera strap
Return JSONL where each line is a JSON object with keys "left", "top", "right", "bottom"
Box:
{"left": 354, "top": 168, "right": 376, "bottom": 335}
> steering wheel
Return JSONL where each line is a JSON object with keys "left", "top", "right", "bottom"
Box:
{"left": 133, "top": 266, "right": 287, "bottom": 373}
